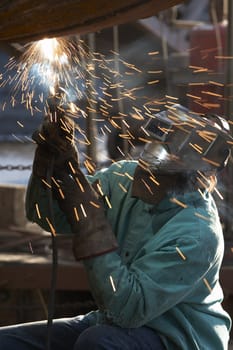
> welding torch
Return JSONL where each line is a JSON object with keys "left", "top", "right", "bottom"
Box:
{"left": 31, "top": 92, "right": 77, "bottom": 350}
{"left": 31, "top": 90, "right": 118, "bottom": 350}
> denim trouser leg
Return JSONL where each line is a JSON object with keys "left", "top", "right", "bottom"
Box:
{"left": 75, "top": 324, "right": 165, "bottom": 350}
{"left": 0, "top": 316, "right": 89, "bottom": 350}
{"left": 0, "top": 317, "right": 165, "bottom": 350}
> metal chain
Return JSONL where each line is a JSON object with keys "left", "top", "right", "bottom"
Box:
{"left": 0, "top": 164, "right": 32, "bottom": 171}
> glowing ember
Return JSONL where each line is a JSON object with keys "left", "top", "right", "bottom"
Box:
{"left": 46, "top": 217, "right": 56, "bottom": 236}
{"left": 175, "top": 247, "right": 186, "bottom": 261}
{"left": 109, "top": 275, "right": 116, "bottom": 292}
{"left": 1, "top": 35, "right": 168, "bottom": 128}
{"left": 203, "top": 277, "right": 212, "bottom": 293}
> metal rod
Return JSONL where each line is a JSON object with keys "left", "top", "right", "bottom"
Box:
{"left": 113, "top": 25, "right": 129, "bottom": 156}
{"left": 225, "top": 0, "right": 233, "bottom": 119}
{"left": 224, "top": 0, "right": 233, "bottom": 237}
{"left": 86, "top": 33, "right": 98, "bottom": 165}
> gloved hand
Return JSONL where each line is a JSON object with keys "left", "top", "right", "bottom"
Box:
{"left": 53, "top": 161, "right": 118, "bottom": 260}
{"left": 32, "top": 109, "right": 78, "bottom": 180}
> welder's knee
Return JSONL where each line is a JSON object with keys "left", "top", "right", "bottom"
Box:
{"left": 74, "top": 323, "right": 165, "bottom": 350}
{"left": 0, "top": 332, "right": 27, "bottom": 350}
{"left": 74, "top": 324, "right": 122, "bottom": 350}
{"left": 0, "top": 324, "right": 46, "bottom": 350}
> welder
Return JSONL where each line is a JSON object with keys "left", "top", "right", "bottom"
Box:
{"left": 0, "top": 104, "right": 232, "bottom": 349}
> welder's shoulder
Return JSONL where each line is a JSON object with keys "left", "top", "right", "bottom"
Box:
{"left": 106, "top": 159, "right": 138, "bottom": 176}
{"left": 88, "top": 160, "right": 137, "bottom": 195}
{"left": 94, "top": 160, "right": 138, "bottom": 180}
{"left": 173, "top": 192, "right": 223, "bottom": 244}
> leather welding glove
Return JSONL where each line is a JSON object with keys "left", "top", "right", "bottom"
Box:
{"left": 53, "top": 162, "right": 118, "bottom": 260}
{"left": 32, "top": 111, "right": 78, "bottom": 180}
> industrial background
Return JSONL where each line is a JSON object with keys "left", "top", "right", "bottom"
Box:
{"left": 0, "top": 0, "right": 233, "bottom": 346}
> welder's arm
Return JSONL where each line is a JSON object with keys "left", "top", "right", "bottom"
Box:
{"left": 27, "top": 112, "right": 118, "bottom": 258}
{"left": 52, "top": 162, "right": 118, "bottom": 260}
{"left": 83, "top": 236, "right": 213, "bottom": 329}
{"left": 26, "top": 111, "right": 78, "bottom": 233}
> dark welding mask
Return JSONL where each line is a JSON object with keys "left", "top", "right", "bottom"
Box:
{"left": 140, "top": 104, "right": 232, "bottom": 173}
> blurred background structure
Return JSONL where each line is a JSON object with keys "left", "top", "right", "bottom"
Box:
{"left": 0, "top": 1, "right": 233, "bottom": 343}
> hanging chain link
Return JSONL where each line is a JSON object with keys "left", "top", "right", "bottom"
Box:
{"left": 0, "top": 164, "right": 32, "bottom": 171}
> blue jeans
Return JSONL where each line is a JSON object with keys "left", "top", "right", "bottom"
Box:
{"left": 0, "top": 316, "right": 165, "bottom": 350}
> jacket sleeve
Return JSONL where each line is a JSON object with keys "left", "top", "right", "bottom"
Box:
{"left": 83, "top": 217, "right": 219, "bottom": 328}
{"left": 24, "top": 162, "right": 115, "bottom": 234}
{"left": 25, "top": 159, "right": 135, "bottom": 233}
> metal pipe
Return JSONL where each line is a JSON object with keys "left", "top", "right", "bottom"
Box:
{"left": 113, "top": 25, "right": 129, "bottom": 156}
{"left": 225, "top": 0, "right": 233, "bottom": 120}
{"left": 86, "top": 33, "right": 98, "bottom": 165}
{"left": 224, "top": 0, "right": 233, "bottom": 237}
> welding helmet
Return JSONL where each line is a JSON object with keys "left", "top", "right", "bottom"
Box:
{"left": 140, "top": 104, "right": 232, "bottom": 173}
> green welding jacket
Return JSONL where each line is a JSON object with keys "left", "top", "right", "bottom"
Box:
{"left": 25, "top": 160, "right": 231, "bottom": 349}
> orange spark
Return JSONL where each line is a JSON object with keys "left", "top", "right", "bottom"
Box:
{"left": 109, "top": 275, "right": 116, "bottom": 292}
{"left": 80, "top": 204, "right": 87, "bottom": 218}
{"left": 41, "top": 179, "right": 52, "bottom": 188}
{"left": 170, "top": 198, "right": 188, "bottom": 208}
{"left": 46, "top": 217, "right": 56, "bottom": 236}
{"left": 194, "top": 212, "right": 210, "bottom": 221}
{"left": 203, "top": 278, "right": 212, "bottom": 292}
{"left": 74, "top": 207, "right": 79, "bottom": 221}
{"left": 176, "top": 247, "right": 186, "bottom": 260}
{"left": 35, "top": 203, "right": 41, "bottom": 219}
{"left": 118, "top": 183, "right": 127, "bottom": 193}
